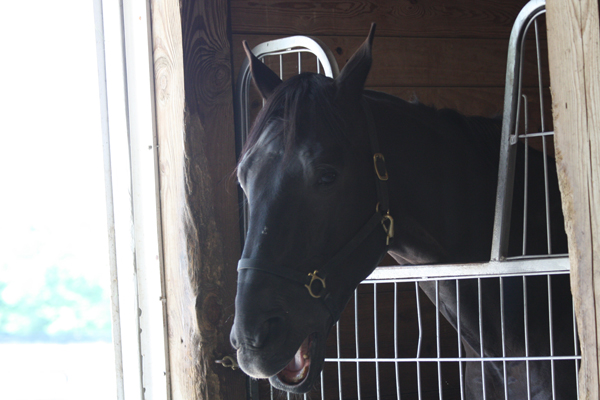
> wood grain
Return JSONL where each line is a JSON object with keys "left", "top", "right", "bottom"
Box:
{"left": 546, "top": 0, "right": 600, "bottom": 398}
{"left": 230, "top": 0, "right": 533, "bottom": 39}
{"left": 151, "top": 0, "right": 184, "bottom": 397}
{"left": 153, "top": 0, "right": 246, "bottom": 398}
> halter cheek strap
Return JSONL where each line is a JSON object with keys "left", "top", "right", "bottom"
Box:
{"left": 237, "top": 100, "right": 394, "bottom": 323}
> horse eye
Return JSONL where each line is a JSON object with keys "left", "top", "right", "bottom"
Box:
{"left": 318, "top": 171, "right": 337, "bottom": 185}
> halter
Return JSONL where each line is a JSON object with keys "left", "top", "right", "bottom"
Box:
{"left": 237, "top": 100, "right": 394, "bottom": 322}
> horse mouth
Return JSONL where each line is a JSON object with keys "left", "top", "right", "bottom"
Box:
{"left": 276, "top": 333, "right": 315, "bottom": 386}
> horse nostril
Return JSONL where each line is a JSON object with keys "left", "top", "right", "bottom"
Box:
{"left": 230, "top": 329, "right": 240, "bottom": 350}
{"left": 253, "top": 314, "right": 285, "bottom": 348}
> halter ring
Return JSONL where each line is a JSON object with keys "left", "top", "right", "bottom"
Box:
{"left": 373, "top": 153, "right": 389, "bottom": 181}
{"left": 305, "top": 270, "right": 326, "bottom": 298}
{"left": 381, "top": 213, "right": 395, "bottom": 245}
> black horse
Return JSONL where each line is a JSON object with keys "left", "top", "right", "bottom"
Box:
{"left": 230, "top": 25, "right": 575, "bottom": 399}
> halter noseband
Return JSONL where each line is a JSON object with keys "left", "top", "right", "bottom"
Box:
{"left": 237, "top": 100, "right": 394, "bottom": 322}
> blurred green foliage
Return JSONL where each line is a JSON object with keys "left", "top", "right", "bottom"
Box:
{"left": 0, "top": 266, "right": 112, "bottom": 342}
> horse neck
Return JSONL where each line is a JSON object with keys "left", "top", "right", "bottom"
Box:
{"left": 366, "top": 92, "right": 503, "bottom": 264}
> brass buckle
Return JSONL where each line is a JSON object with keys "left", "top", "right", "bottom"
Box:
{"left": 305, "top": 270, "right": 326, "bottom": 298}
{"left": 381, "top": 212, "right": 394, "bottom": 246}
{"left": 373, "top": 153, "right": 389, "bottom": 181}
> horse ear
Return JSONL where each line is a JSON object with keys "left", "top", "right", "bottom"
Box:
{"left": 335, "top": 23, "right": 376, "bottom": 102}
{"left": 243, "top": 41, "right": 282, "bottom": 100}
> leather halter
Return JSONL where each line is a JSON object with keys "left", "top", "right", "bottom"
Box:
{"left": 237, "top": 100, "right": 394, "bottom": 322}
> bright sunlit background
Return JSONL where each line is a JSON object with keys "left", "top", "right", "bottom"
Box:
{"left": 0, "top": 1, "right": 115, "bottom": 399}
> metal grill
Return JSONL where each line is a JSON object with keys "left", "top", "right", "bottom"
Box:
{"left": 234, "top": 1, "right": 580, "bottom": 398}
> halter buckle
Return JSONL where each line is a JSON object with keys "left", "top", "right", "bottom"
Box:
{"left": 381, "top": 212, "right": 394, "bottom": 246}
{"left": 305, "top": 270, "right": 326, "bottom": 298}
{"left": 373, "top": 153, "right": 389, "bottom": 181}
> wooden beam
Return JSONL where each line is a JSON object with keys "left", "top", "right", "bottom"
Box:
{"left": 546, "top": 0, "right": 600, "bottom": 398}
{"left": 230, "top": 0, "right": 531, "bottom": 39}
{"left": 152, "top": 0, "right": 246, "bottom": 398}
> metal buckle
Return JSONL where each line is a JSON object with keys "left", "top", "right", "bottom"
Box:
{"left": 381, "top": 212, "right": 394, "bottom": 246}
{"left": 373, "top": 153, "right": 389, "bottom": 181}
{"left": 215, "top": 356, "right": 239, "bottom": 370}
{"left": 305, "top": 270, "right": 326, "bottom": 298}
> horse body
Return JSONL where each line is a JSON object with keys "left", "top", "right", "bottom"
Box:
{"left": 230, "top": 26, "right": 574, "bottom": 398}
{"left": 365, "top": 90, "right": 573, "bottom": 399}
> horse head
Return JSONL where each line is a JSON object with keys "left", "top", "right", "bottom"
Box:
{"left": 230, "top": 25, "right": 390, "bottom": 393}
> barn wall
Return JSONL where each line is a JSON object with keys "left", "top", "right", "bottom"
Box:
{"left": 230, "top": 0, "right": 548, "bottom": 118}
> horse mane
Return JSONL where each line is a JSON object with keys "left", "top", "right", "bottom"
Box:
{"left": 241, "top": 75, "right": 503, "bottom": 169}
{"left": 364, "top": 90, "right": 503, "bottom": 164}
{"left": 240, "top": 73, "right": 350, "bottom": 165}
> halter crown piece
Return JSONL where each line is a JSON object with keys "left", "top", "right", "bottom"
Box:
{"left": 237, "top": 100, "right": 394, "bottom": 322}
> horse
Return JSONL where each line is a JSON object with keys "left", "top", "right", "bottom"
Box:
{"left": 230, "top": 25, "right": 575, "bottom": 399}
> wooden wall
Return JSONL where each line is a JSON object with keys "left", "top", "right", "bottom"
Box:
{"left": 547, "top": 0, "right": 600, "bottom": 398}
{"left": 230, "top": 0, "right": 549, "bottom": 120}
{"left": 154, "top": 0, "right": 247, "bottom": 398}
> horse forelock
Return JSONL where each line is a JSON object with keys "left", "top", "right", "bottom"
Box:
{"left": 239, "top": 73, "right": 350, "bottom": 169}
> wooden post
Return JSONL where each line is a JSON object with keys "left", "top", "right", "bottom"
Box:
{"left": 546, "top": 0, "right": 600, "bottom": 398}
{"left": 152, "top": 0, "right": 246, "bottom": 398}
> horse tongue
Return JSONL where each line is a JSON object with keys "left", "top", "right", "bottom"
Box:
{"left": 278, "top": 336, "right": 310, "bottom": 384}
{"left": 288, "top": 347, "right": 305, "bottom": 371}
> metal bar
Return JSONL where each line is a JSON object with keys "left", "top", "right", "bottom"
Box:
{"left": 394, "top": 283, "right": 401, "bottom": 400}
{"left": 500, "top": 278, "right": 508, "bottom": 400}
{"left": 534, "top": 19, "right": 547, "bottom": 133}
{"left": 523, "top": 95, "right": 530, "bottom": 255}
{"left": 279, "top": 54, "right": 283, "bottom": 78}
{"left": 354, "top": 289, "right": 362, "bottom": 400}
{"left": 548, "top": 275, "right": 556, "bottom": 399}
{"left": 336, "top": 322, "right": 342, "bottom": 400}
{"left": 542, "top": 134, "right": 552, "bottom": 253}
{"left": 366, "top": 256, "right": 570, "bottom": 282}
{"left": 538, "top": 29, "right": 553, "bottom": 256}
{"left": 523, "top": 276, "right": 532, "bottom": 400}
{"left": 435, "top": 281, "right": 443, "bottom": 400}
{"left": 518, "top": 131, "right": 556, "bottom": 138}
{"left": 374, "top": 284, "right": 381, "bottom": 400}
{"left": 415, "top": 282, "right": 423, "bottom": 400}
{"left": 323, "top": 355, "right": 582, "bottom": 363}
{"left": 457, "top": 280, "right": 465, "bottom": 400}
{"left": 573, "top": 301, "right": 580, "bottom": 399}
{"left": 491, "top": 0, "right": 546, "bottom": 261}
{"left": 321, "top": 370, "right": 325, "bottom": 400}
{"left": 478, "top": 278, "right": 486, "bottom": 400}
{"left": 245, "top": 37, "right": 339, "bottom": 77}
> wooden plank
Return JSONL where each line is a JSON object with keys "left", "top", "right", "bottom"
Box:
{"left": 154, "top": 0, "right": 246, "bottom": 398}
{"left": 151, "top": 0, "right": 184, "bottom": 398}
{"left": 232, "top": 35, "right": 549, "bottom": 89}
{"left": 546, "top": 0, "right": 600, "bottom": 398}
{"left": 230, "top": 0, "right": 532, "bottom": 39}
